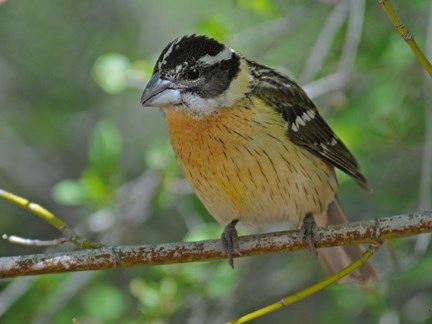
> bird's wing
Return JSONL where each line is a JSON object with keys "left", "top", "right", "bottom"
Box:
{"left": 252, "top": 71, "right": 370, "bottom": 191}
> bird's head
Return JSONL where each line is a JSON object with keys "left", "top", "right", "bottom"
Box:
{"left": 141, "top": 35, "right": 251, "bottom": 117}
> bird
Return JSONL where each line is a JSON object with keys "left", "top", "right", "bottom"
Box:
{"left": 140, "top": 34, "right": 377, "bottom": 282}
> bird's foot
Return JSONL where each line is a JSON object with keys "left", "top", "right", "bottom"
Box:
{"left": 301, "top": 213, "right": 318, "bottom": 256}
{"left": 221, "top": 219, "right": 241, "bottom": 268}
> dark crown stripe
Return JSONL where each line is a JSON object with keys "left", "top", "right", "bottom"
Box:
{"left": 156, "top": 35, "right": 226, "bottom": 72}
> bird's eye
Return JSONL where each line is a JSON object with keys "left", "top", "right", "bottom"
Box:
{"left": 186, "top": 68, "right": 200, "bottom": 80}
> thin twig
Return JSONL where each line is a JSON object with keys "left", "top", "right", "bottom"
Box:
{"left": 2, "top": 234, "right": 69, "bottom": 247}
{"left": 0, "top": 188, "right": 102, "bottom": 249}
{"left": 0, "top": 212, "right": 431, "bottom": 278}
{"left": 228, "top": 243, "right": 381, "bottom": 323}
{"left": 33, "top": 272, "right": 95, "bottom": 323}
{"left": 337, "top": 0, "right": 365, "bottom": 74}
{"left": 0, "top": 277, "right": 35, "bottom": 317}
{"left": 303, "top": 72, "right": 349, "bottom": 99}
{"left": 229, "top": 7, "right": 304, "bottom": 48}
{"left": 379, "top": 0, "right": 432, "bottom": 77}
{"left": 302, "top": 0, "right": 365, "bottom": 100}
{"left": 300, "top": 1, "right": 349, "bottom": 83}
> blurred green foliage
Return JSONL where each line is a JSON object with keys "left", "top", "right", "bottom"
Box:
{"left": 93, "top": 53, "right": 131, "bottom": 95}
{"left": 53, "top": 120, "right": 123, "bottom": 207}
{"left": 0, "top": 0, "right": 431, "bottom": 323}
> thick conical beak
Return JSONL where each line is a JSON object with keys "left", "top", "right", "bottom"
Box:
{"left": 140, "top": 72, "right": 182, "bottom": 108}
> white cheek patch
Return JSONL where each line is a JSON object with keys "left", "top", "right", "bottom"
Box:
{"left": 179, "top": 92, "right": 219, "bottom": 118}
{"left": 173, "top": 58, "right": 251, "bottom": 119}
{"left": 198, "top": 47, "right": 234, "bottom": 65}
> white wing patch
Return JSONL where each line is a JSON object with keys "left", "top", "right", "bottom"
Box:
{"left": 290, "top": 109, "right": 316, "bottom": 132}
{"left": 329, "top": 137, "right": 338, "bottom": 146}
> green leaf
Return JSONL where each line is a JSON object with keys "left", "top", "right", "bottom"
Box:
{"left": 52, "top": 179, "right": 87, "bottom": 205}
{"left": 88, "top": 119, "right": 122, "bottom": 177}
{"left": 382, "top": 35, "right": 415, "bottom": 69}
{"left": 237, "top": 0, "right": 278, "bottom": 16}
{"left": 92, "top": 53, "right": 130, "bottom": 94}
{"left": 130, "top": 59, "right": 155, "bottom": 82}
{"left": 80, "top": 168, "right": 112, "bottom": 205}
{"left": 82, "top": 284, "right": 125, "bottom": 323}
{"left": 203, "top": 262, "right": 237, "bottom": 299}
{"left": 144, "top": 139, "right": 175, "bottom": 171}
{"left": 183, "top": 223, "right": 221, "bottom": 242}
{"left": 198, "top": 14, "right": 230, "bottom": 40}
{"left": 129, "top": 277, "right": 179, "bottom": 317}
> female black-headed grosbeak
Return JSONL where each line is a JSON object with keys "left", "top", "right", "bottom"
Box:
{"left": 141, "top": 34, "right": 376, "bottom": 282}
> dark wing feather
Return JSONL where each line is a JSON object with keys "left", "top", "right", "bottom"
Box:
{"left": 249, "top": 61, "right": 370, "bottom": 191}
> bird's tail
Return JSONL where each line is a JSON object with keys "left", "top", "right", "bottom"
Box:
{"left": 317, "top": 197, "right": 378, "bottom": 283}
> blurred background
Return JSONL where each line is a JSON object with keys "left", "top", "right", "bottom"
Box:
{"left": 1, "top": 0, "right": 431, "bottom": 323}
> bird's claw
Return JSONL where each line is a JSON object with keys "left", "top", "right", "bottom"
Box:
{"left": 302, "top": 213, "right": 318, "bottom": 256}
{"left": 221, "top": 219, "right": 241, "bottom": 268}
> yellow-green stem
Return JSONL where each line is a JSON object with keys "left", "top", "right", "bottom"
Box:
{"left": 228, "top": 244, "right": 379, "bottom": 324}
{"left": 380, "top": 0, "right": 432, "bottom": 77}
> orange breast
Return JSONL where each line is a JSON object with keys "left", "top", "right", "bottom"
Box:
{"left": 163, "top": 98, "right": 338, "bottom": 227}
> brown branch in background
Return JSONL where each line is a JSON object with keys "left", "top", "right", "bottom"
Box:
{"left": 1, "top": 212, "right": 431, "bottom": 279}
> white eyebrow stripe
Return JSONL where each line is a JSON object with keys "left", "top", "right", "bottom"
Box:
{"left": 198, "top": 47, "right": 234, "bottom": 65}
{"left": 158, "top": 37, "right": 182, "bottom": 70}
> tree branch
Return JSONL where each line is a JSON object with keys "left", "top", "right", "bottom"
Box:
{"left": 1, "top": 211, "right": 431, "bottom": 278}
